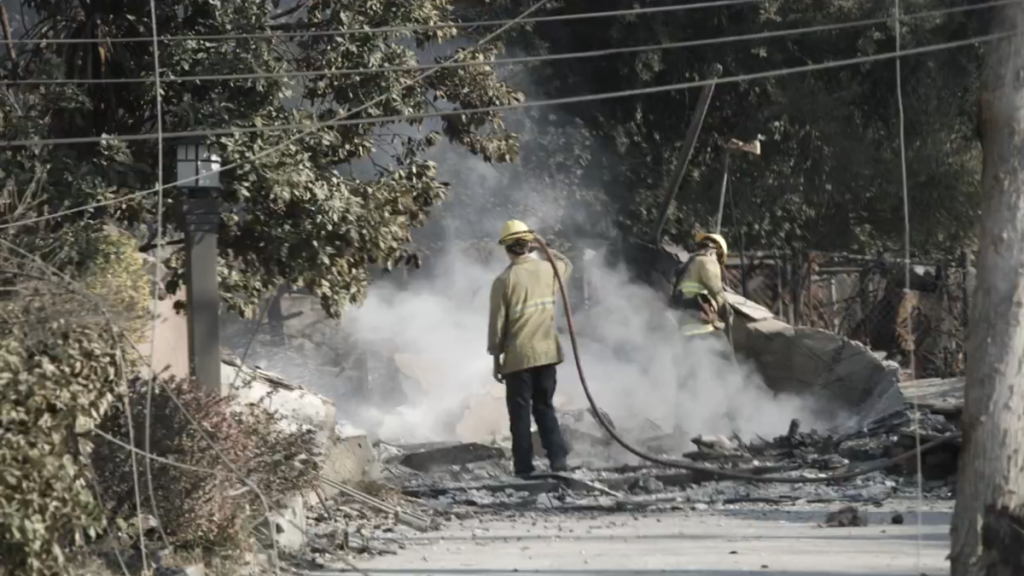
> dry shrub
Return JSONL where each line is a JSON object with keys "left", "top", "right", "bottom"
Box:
{"left": 0, "top": 288, "right": 127, "bottom": 576}
{"left": 91, "top": 377, "right": 322, "bottom": 550}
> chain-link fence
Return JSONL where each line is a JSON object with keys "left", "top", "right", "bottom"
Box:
{"left": 723, "top": 251, "right": 970, "bottom": 379}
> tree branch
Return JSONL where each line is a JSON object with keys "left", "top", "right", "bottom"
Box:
{"left": 138, "top": 237, "right": 185, "bottom": 253}
{"left": 0, "top": 3, "right": 19, "bottom": 80}
{"left": 269, "top": 0, "right": 316, "bottom": 21}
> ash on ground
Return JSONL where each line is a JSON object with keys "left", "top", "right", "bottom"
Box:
{"left": 299, "top": 402, "right": 958, "bottom": 569}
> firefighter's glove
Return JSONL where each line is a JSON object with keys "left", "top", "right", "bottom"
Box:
{"left": 492, "top": 356, "right": 504, "bottom": 384}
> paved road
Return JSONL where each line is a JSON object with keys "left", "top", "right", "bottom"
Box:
{"left": 322, "top": 500, "right": 952, "bottom": 576}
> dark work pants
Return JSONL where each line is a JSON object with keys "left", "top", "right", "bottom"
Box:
{"left": 504, "top": 363, "right": 569, "bottom": 475}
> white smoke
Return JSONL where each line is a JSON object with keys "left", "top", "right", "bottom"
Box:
{"left": 232, "top": 49, "right": 824, "bottom": 456}
{"left": 336, "top": 237, "right": 820, "bottom": 449}
{"left": 310, "top": 120, "right": 825, "bottom": 453}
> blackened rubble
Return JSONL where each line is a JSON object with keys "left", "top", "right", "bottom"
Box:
{"left": 377, "top": 404, "right": 960, "bottom": 513}
{"left": 292, "top": 402, "right": 958, "bottom": 570}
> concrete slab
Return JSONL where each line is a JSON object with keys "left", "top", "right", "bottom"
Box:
{"left": 222, "top": 360, "right": 383, "bottom": 551}
{"left": 320, "top": 423, "right": 378, "bottom": 497}
{"left": 316, "top": 501, "right": 951, "bottom": 575}
{"left": 224, "top": 361, "right": 337, "bottom": 440}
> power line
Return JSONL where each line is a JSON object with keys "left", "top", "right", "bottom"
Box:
{"left": 892, "top": 0, "right": 924, "bottom": 568}
{"left": 2, "top": 0, "right": 758, "bottom": 46}
{"left": 0, "top": 0, "right": 556, "bottom": 230}
{"left": 143, "top": 0, "right": 170, "bottom": 550}
{"left": 0, "top": 29, "right": 1005, "bottom": 150}
{"left": 0, "top": 0, "right": 1007, "bottom": 87}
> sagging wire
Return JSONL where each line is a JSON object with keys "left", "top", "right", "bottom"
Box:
{"left": 892, "top": 0, "right": 925, "bottom": 569}
{"left": 0, "top": 0, "right": 1010, "bottom": 87}
{"left": 0, "top": 0, "right": 759, "bottom": 45}
{"left": 2, "top": 2, "right": 557, "bottom": 572}
{"left": 0, "top": 27, "right": 1014, "bottom": 151}
{"left": 220, "top": 2, "right": 559, "bottom": 393}
{"left": 144, "top": 0, "right": 171, "bottom": 549}
{"left": 0, "top": 24, "right": 1014, "bottom": 234}
{"left": 0, "top": 237, "right": 284, "bottom": 574}
{"left": 88, "top": 466, "right": 133, "bottom": 576}
{"left": 94, "top": 1, "right": 556, "bottom": 570}
{"left": 0, "top": 0, "right": 558, "bottom": 235}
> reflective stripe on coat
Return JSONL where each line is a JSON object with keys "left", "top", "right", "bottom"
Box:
{"left": 673, "top": 251, "right": 728, "bottom": 335}
{"left": 488, "top": 251, "right": 572, "bottom": 375}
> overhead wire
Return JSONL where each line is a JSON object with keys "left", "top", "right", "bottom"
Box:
{"left": 143, "top": 0, "right": 170, "bottom": 550}
{"left": 0, "top": 29, "right": 1004, "bottom": 232}
{"left": 0, "top": 28, "right": 1007, "bottom": 152}
{"left": 213, "top": 4, "right": 561, "bottom": 398}
{"left": 0, "top": 0, "right": 555, "bottom": 231}
{"left": 24, "top": 4, "right": 558, "bottom": 570}
{"left": 1, "top": 0, "right": 758, "bottom": 45}
{"left": 892, "top": 0, "right": 924, "bottom": 569}
{"left": 0, "top": 0, "right": 966, "bottom": 551}
{"left": 0, "top": 0, "right": 1010, "bottom": 87}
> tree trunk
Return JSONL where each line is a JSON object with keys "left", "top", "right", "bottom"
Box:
{"left": 949, "top": 5, "right": 1024, "bottom": 575}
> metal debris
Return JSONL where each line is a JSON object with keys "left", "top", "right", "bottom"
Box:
{"left": 398, "top": 442, "right": 506, "bottom": 473}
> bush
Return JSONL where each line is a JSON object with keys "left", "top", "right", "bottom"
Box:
{"left": 91, "top": 377, "right": 323, "bottom": 550}
{"left": 81, "top": 229, "right": 152, "bottom": 342}
{"left": 0, "top": 290, "right": 127, "bottom": 576}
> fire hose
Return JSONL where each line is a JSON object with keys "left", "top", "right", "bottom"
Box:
{"left": 535, "top": 239, "right": 962, "bottom": 484}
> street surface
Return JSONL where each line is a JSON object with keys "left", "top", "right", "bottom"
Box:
{"left": 321, "top": 499, "right": 951, "bottom": 576}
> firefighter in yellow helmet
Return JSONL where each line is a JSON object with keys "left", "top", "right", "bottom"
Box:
{"left": 487, "top": 219, "right": 571, "bottom": 477}
{"left": 670, "top": 232, "right": 734, "bottom": 342}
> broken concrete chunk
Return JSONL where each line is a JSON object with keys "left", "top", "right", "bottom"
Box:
{"left": 321, "top": 423, "right": 377, "bottom": 495}
{"left": 629, "top": 477, "right": 665, "bottom": 495}
{"left": 400, "top": 442, "right": 506, "bottom": 473}
{"left": 255, "top": 493, "right": 307, "bottom": 552}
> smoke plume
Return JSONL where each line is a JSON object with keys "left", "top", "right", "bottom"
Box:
{"left": 233, "top": 55, "right": 825, "bottom": 458}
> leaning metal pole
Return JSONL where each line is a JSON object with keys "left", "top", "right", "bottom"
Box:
{"left": 653, "top": 63, "right": 723, "bottom": 245}
{"left": 714, "top": 151, "right": 731, "bottom": 234}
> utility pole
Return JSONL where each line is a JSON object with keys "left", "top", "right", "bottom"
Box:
{"left": 175, "top": 138, "right": 225, "bottom": 396}
{"left": 949, "top": 3, "right": 1024, "bottom": 574}
{"left": 653, "top": 63, "right": 722, "bottom": 245}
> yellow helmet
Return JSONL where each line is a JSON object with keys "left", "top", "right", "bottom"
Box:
{"left": 498, "top": 219, "right": 534, "bottom": 245}
{"left": 696, "top": 232, "right": 728, "bottom": 260}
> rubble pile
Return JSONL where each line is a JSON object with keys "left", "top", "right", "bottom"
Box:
{"left": 357, "top": 404, "right": 959, "bottom": 515}
{"left": 290, "top": 383, "right": 961, "bottom": 570}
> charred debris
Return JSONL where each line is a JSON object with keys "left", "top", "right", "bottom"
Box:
{"left": 333, "top": 403, "right": 957, "bottom": 518}
{"left": 288, "top": 399, "right": 958, "bottom": 567}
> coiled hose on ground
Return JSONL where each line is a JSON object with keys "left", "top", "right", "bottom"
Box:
{"left": 535, "top": 239, "right": 961, "bottom": 484}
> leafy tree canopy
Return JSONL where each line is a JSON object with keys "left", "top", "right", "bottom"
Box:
{"left": 0, "top": 0, "right": 522, "bottom": 317}
{"left": 478, "top": 0, "right": 985, "bottom": 259}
